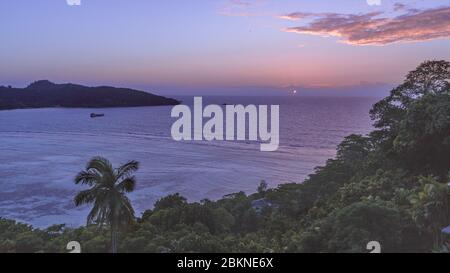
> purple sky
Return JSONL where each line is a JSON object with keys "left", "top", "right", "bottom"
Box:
{"left": 0, "top": 0, "right": 449, "bottom": 95}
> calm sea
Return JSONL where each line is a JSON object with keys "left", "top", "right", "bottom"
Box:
{"left": 0, "top": 96, "right": 379, "bottom": 227}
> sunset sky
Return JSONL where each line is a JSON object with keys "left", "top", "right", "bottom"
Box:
{"left": 1, "top": 0, "right": 449, "bottom": 95}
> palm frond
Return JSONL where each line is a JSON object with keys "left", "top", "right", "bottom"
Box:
{"left": 74, "top": 170, "right": 101, "bottom": 185}
{"left": 87, "top": 156, "right": 115, "bottom": 184}
{"left": 87, "top": 196, "right": 111, "bottom": 226}
{"left": 116, "top": 176, "right": 136, "bottom": 193}
{"left": 116, "top": 160, "right": 139, "bottom": 180}
{"left": 74, "top": 189, "right": 97, "bottom": 206}
{"left": 118, "top": 195, "right": 136, "bottom": 225}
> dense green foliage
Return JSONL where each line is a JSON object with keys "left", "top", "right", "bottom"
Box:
{"left": 0, "top": 61, "right": 449, "bottom": 253}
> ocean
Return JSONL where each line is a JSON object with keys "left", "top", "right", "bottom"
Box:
{"left": 0, "top": 96, "right": 378, "bottom": 227}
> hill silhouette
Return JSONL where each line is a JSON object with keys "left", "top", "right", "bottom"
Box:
{"left": 0, "top": 80, "right": 180, "bottom": 110}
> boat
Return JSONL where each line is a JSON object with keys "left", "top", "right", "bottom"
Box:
{"left": 90, "top": 113, "right": 105, "bottom": 118}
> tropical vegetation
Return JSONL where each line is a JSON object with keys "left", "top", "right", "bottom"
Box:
{"left": 0, "top": 60, "right": 449, "bottom": 253}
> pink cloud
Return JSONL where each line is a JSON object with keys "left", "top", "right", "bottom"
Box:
{"left": 278, "top": 12, "right": 315, "bottom": 21}
{"left": 281, "top": 7, "right": 450, "bottom": 45}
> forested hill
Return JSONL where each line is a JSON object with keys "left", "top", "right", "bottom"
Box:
{"left": 0, "top": 80, "right": 180, "bottom": 110}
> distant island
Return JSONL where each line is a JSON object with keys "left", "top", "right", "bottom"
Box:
{"left": 0, "top": 80, "right": 180, "bottom": 110}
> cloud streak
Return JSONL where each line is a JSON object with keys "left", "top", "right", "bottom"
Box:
{"left": 393, "top": 3, "right": 407, "bottom": 12}
{"left": 278, "top": 12, "right": 315, "bottom": 21}
{"left": 219, "top": 0, "right": 264, "bottom": 17}
{"left": 281, "top": 6, "right": 450, "bottom": 45}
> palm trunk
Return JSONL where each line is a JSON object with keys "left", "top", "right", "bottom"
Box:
{"left": 111, "top": 222, "right": 117, "bottom": 253}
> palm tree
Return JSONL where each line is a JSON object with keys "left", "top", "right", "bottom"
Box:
{"left": 74, "top": 156, "right": 139, "bottom": 253}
